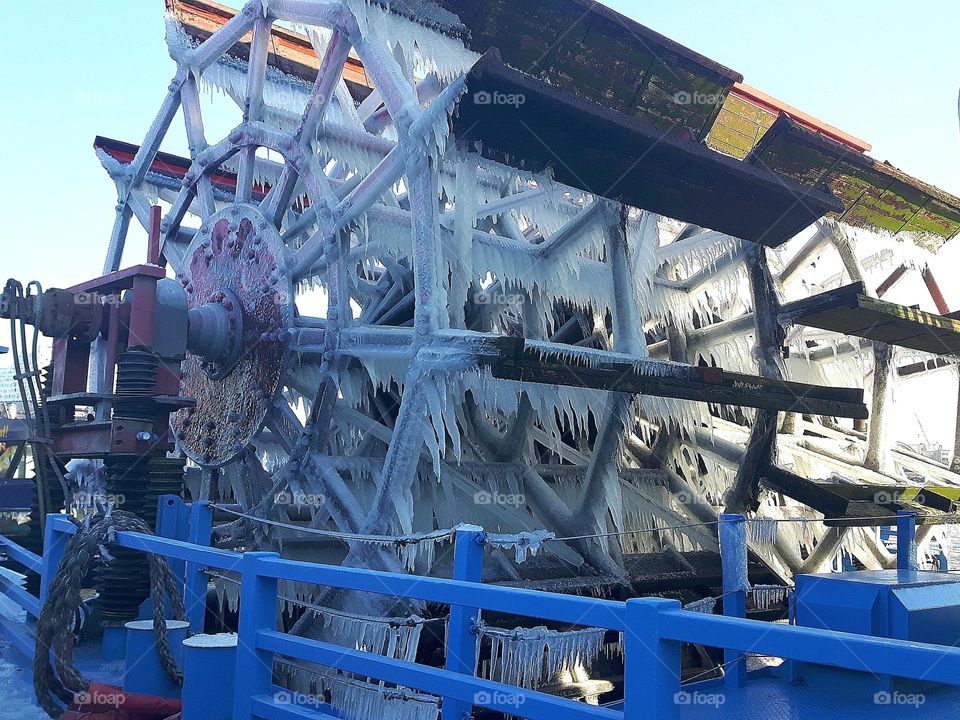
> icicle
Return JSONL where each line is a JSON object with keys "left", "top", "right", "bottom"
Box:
{"left": 603, "top": 633, "right": 624, "bottom": 659}
{"left": 486, "top": 530, "right": 554, "bottom": 563}
{"left": 748, "top": 517, "right": 779, "bottom": 547}
{"left": 328, "top": 676, "right": 440, "bottom": 720}
{"left": 389, "top": 527, "right": 456, "bottom": 572}
{"left": 752, "top": 585, "right": 789, "bottom": 611}
{"left": 312, "top": 604, "right": 428, "bottom": 661}
{"left": 682, "top": 597, "right": 717, "bottom": 614}
{"left": 478, "top": 623, "right": 605, "bottom": 689}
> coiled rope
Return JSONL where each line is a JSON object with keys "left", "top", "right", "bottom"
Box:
{"left": 33, "top": 510, "right": 186, "bottom": 718}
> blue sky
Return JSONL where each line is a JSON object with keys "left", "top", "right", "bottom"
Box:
{"left": 0, "top": 0, "right": 957, "bottom": 290}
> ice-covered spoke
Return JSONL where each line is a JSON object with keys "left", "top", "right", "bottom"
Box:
{"left": 302, "top": 28, "right": 353, "bottom": 139}
{"left": 237, "top": 17, "right": 272, "bottom": 203}
{"left": 181, "top": 72, "right": 216, "bottom": 218}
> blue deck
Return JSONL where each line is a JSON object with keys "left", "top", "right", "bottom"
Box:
{"left": 4, "top": 628, "right": 959, "bottom": 720}
{"left": 0, "top": 592, "right": 125, "bottom": 720}
{"left": 679, "top": 675, "right": 959, "bottom": 719}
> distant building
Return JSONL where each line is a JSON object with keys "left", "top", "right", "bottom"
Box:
{"left": 905, "top": 442, "right": 951, "bottom": 465}
{"left": 0, "top": 366, "right": 22, "bottom": 413}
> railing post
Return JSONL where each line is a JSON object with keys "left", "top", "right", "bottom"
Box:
{"left": 624, "top": 598, "right": 681, "bottom": 720}
{"left": 232, "top": 552, "right": 279, "bottom": 720}
{"left": 442, "top": 526, "right": 485, "bottom": 720}
{"left": 719, "top": 513, "right": 747, "bottom": 688}
{"left": 156, "top": 495, "right": 190, "bottom": 582}
{"left": 185, "top": 500, "right": 215, "bottom": 634}
{"left": 39, "top": 514, "right": 71, "bottom": 607}
{"left": 896, "top": 510, "right": 917, "bottom": 572}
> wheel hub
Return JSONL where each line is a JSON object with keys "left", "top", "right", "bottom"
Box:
{"left": 172, "top": 204, "right": 293, "bottom": 467}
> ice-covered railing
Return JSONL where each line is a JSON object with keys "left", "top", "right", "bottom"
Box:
{"left": 7, "top": 503, "right": 960, "bottom": 720}
{"left": 211, "top": 500, "right": 954, "bottom": 586}
{"left": 477, "top": 621, "right": 608, "bottom": 689}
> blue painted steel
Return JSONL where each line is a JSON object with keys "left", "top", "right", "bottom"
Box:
{"left": 113, "top": 528, "right": 240, "bottom": 568}
{"left": 39, "top": 513, "right": 72, "bottom": 606}
{"left": 658, "top": 607, "right": 960, "bottom": 685}
{"left": 623, "top": 598, "right": 682, "bottom": 720}
{"left": 0, "top": 533, "right": 41, "bottom": 573}
{"left": 254, "top": 556, "right": 627, "bottom": 631}
{"left": 0, "top": 570, "right": 40, "bottom": 618}
{"left": 232, "top": 553, "right": 279, "bottom": 720}
{"left": 181, "top": 633, "right": 237, "bottom": 720}
{"left": 249, "top": 694, "right": 339, "bottom": 720}
{"left": 123, "top": 619, "right": 189, "bottom": 699}
{"left": 102, "top": 625, "right": 128, "bottom": 662}
{"left": 7, "top": 514, "right": 960, "bottom": 719}
{"left": 156, "top": 495, "right": 190, "bottom": 581}
{"left": 185, "top": 500, "right": 215, "bottom": 634}
{"left": 442, "top": 526, "right": 485, "bottom": 720}
{"left": 796, "top": 570, "right": 960, "bottom": 643}
{"left": 0, "top": 609, "right": 34, "bottom": 657}
{"left": 0, "top": 479, "right": 34, "bottom": 510}
{"left": 256, "top": 630, "right": 620, "bottom": 720}
{"left": 719, "top": 513, "right": 747, "bottom": 688}
{"left": 897, "top": 511, "right": 917, "bottom": 572}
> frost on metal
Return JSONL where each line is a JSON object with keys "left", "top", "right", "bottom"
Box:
{"left": 752, "top": 585, "right": 789, "bottom": 611}
{"left": 486, "top": 530, "right": 555, "bottom": 563}
{"left": 479, "top": 623, "right": 607, "bottom": 689}
{"left": 99, "top": 0, "right": 960, "bottom": 639}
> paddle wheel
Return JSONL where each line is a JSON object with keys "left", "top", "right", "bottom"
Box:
{"left": 5, "top": 0, "right": 960, "bottom": 710}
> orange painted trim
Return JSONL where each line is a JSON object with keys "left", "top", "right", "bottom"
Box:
{"left": 167, "top": 0, "right": 371, "bottom": 88}
{"left": 731, "top": 82, "right": 871, "bottom": 153}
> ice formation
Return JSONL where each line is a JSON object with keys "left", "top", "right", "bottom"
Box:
{"left": 751, "top": 585, "right": 789, "bottom": 611}
{"left": 98, "top": 0, "right": 960, "bottom": 636}
{"left": 486, "top": 530, "right": 555, "bottom": 563}
{"left": 748, "top": 518, "right": 780, "bottom": 548}
{"left": 682, "top": 597, "right": 718, "bottom": 614}
{"left": 329, "top": 677, "right": 440, "bottom": 720}
{"left": 318, "top": 607, "right": 424, "bottom": 662}
{"left": 479, "top": 623, "right": 607, "bottom": 689}
{"left": 64, "top": 459, "right": 108, "bottom": 512}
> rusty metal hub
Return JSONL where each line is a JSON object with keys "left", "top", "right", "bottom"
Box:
{"left": 172, "top": 204, "right": 293, "bottom": 467}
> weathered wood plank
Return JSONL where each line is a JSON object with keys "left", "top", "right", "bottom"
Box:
{"left": 760, "top": 466, "right": 850, "bottom": 518}
{"left": 483, "top": 343, "right": 867, "bottom": 418}
{"left": 453, "top": 50, "right": 842, "bottom": 247}
{"left": 790, "top": 283, "right": 960, "bottom": 355}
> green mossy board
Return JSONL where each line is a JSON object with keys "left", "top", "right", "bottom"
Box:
{"left": 748, "top": 117, "right": 960, "bottom": 244}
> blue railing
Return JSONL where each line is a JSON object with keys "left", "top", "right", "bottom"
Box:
{"left": 0, "top": 502, "right": 956, "bottom": 720}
